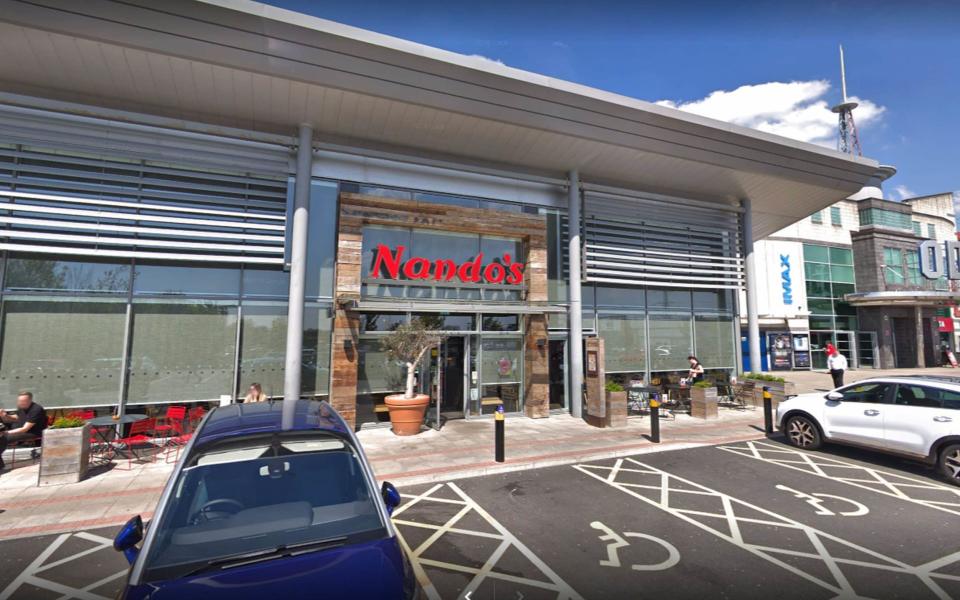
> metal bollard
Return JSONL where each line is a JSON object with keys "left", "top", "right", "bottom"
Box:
{"left": 762, "top": 386, "right": 773, "bottom": 434}
{"left": 649, "top": 396, "right": 661, "bottom": 443}
{"left": 494, "top": 405, "right": 505, "bottom": 462}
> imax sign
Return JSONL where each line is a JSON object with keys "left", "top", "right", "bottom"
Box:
{"left": 919, "top": 240, "right": 960, "bottom": 280}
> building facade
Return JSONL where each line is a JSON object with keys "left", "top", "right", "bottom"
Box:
{"left": 0, "top": 0, "right": 877, "bottom": 427}
{"left": 744, "top": 178, "right": 958, "bottom": 371}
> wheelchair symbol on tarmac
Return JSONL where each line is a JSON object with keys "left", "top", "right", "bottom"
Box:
{"left": 590, "top": 521, "right": 680, "bottom": 571}
{"left": 775, "top": 484, "right": 870, "bottom": 516}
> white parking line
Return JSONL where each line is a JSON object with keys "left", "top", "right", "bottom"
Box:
{"left": 574, "top": 457, "right": 958, "bottom": 600}
{"left": 0, "top": 531, "right": 126, "bottom": 600}
{"left": 719, "top": 440, "right": 960, "bottom": 516}
{"left": 394, "top": 482, "right": 583, "bottom": 600}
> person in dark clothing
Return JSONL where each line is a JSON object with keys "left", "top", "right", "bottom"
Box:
{"left": 0, "top": 391, "right": 47, "bottom": 471}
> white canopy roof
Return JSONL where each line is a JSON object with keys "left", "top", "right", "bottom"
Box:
{"left": 0, "top": 0, "right": 879, "bottom": 238}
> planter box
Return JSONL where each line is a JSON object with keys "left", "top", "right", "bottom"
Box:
{"left": 587, "top": 391, "right": 628, "bottom": 428}
{"left": 746, "top": 379, "right": 796, "bottom": 411}
{"left": 38, "top": 424, "right": 90, "bottom": 486}
{"left": 690, "top": 386, "right": 719, "bottom": 419}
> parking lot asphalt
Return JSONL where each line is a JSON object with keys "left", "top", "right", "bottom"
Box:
{"left": 2, "top": 438, "right": 959, "bottom": 600}
{"left": 394, "top": 437, "right": 960, "bottom": 600}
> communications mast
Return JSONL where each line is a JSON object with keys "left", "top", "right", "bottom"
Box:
{"left": 831, "top": 45, "right": 862, "bottom": 155}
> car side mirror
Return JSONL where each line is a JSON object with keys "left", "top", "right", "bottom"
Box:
{"left": 381, "top": 481, "right": 401, "bottom": 515}
{"left": 825, "top": 391, "right": 843, "bottom": 402}
{"left": 114, "top": 515, "right": 144, "bottom": 564}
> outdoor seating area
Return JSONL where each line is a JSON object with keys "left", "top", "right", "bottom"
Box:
{"left": 3, "top": 405, "right": 208, "bottom": 477}
{"left": 619, "top": 370, "right": 750, "bottom": 419}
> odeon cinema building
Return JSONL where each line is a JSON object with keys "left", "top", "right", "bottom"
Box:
{"left": 0, "top": 0, "right": 879, "bottom": 428}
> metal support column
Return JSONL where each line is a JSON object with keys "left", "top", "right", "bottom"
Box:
{"left": 915, "top": 305, "right": 926, "bottom": 368}
{"left": 742, "top": 198, "right": 762, "bottom": 372}
{"left": 568, "top": 170, "right": 584, "bottom": 418}
{"left": 282, "top": 123, "right": 313, "bottom": 428}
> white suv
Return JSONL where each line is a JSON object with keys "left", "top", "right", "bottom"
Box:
{"left": 775, "top": 376, "right": 960, "bottom": 486}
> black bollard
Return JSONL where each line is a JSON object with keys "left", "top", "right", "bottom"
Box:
{"left": 762, "top": 386, "right": 773, "bottom": 434}
{"left": 495, "top": 405, "right": 505, "bottom": 462}
{"left": 649, "top": 397, "right": 661, "bottom": 443}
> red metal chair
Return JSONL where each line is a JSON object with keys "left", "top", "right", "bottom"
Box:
{"left": 113, "top": 418, "right": 157, "bottom": 470}
{"left": 187, "top": 407, "right": 207, "bottom": 432}
{"left": 154, "top": 406, "right": 187, "bottom": 442}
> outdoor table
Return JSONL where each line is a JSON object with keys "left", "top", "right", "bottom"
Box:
{"left": 663, "top": 384, "right": 692, "bottom": 413}
{"left": 88, "top": 414, "right": 147, "bottom": 459}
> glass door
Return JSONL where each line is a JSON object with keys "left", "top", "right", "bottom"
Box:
{"left": 548, "top": 339, "right": 567, "bottom": 411}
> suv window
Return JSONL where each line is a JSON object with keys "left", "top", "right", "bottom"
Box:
{"left": 837, "top": 382, "right": 890, "bottom": 403}
{"left": 895, "top": 384, "right": 954, "bottom": 409}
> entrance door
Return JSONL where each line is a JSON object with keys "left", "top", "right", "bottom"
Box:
{"left": 440, "top": 337, "right": 465, "bottom": 420}
{"left": 892, "top": 318, "right": 915, "bottom": 367}
{"left": 835, "top": 330, "right": 857, "bottom": 368}
{"left": 423, "top": 336, "right": 467, "bottom": 427}
{"left": 548, "top": 339, "right": 566, "bottom": 411}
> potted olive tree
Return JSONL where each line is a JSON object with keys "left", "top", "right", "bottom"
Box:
{"left": 380, "top": 318, "right": 446, "bottom": 436}
{"left": 38, "top": 415, "right": 91, "bottom": 486}
{"left": 690, "top": 380, "right": 719, "bottom": 419}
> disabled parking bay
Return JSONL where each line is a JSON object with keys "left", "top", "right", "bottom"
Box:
{"left": 0, "top": 526, "right": 129, "bottom": 599}
{"left": 397, "top": 439, "right": 960, "bottom": 600}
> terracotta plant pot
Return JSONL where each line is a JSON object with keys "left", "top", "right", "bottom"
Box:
{"left": 384, "top": 393, "right": 430, "bottom": 436}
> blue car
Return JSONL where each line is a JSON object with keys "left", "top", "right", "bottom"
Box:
{"left": 112, "top": 400, "right": 419, "bottom": 599}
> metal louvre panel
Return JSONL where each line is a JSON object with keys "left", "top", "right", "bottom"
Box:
{"left": 0, "top": 142, "right": 288, "bottom": 264}
{"left": 0, "top": 104, "right": 292, "bottom": 177}
{"left": 583, "top": 192, "right": 743, "bottom": 290}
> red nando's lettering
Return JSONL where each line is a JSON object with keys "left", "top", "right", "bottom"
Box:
{"left": 371, "top": 244, "right": 524, "bottom": 285}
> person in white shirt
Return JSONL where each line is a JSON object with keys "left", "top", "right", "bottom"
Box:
{"left": 827, "top": 349, "right": 848, "bottom": 388}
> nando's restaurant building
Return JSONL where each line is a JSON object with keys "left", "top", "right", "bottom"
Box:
{"left": 0, "top": 0, "right": 878, "bottom": 428}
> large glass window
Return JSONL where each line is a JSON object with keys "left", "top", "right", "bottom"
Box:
{"left": 5, "top": 255, "right": 130, "bottom": 293}
{"left": 238, "top": 303, "right": 287, "bottom": 399}
{"left": 883, "top": 247, "right": 905, "bottom": 285}
{"left": 304, "top": 180, "right": 339, "bottom": 299}
{"left": 859, "top": 208, "right": 913, "bottom": 230}
{"left": 302, "top": 304, "right": 333, "bottom": 397}
{"left": 694, "top": 316, "right": 735, "bottom": 370}
{"left": 356, "top": 339, "right": 405, "bottom": 396}
{"left": 804, "top": 243, "right": 858, "bottom": 348}
{"left": 0, "top": 298, "right": 126, "bottom": 408}
{"left": 599, "top": 312, "right": 646, "bottom": 374}
{"left": 648, "top": 315, "right": 692, "bottom": 372}
{"left": 127, "top": 301, "right": 238, "bottom": 405}
{"left": 133, "top": 263, "right": 241, "bottom": 297}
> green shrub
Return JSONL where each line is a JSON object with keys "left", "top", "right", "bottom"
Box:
{"left": 744, "top": 372, "right": 786, "bottom": 383}
{"left": 604, "top": 381, "right": 625, "bottom": 393}
{"left": 692, "top": 380, "right": 714, "bottom": 388}
{"left": 51, "top": 416, "right": 85, "bottom": 429}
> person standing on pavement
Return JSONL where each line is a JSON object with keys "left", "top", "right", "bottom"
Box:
{"left": 827, "top": 348, "right": 848, "bottom": 389}
{"left": 0, "top": 391, "right": 47, "bottom": 471}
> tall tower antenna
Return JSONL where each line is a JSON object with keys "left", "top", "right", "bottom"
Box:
{"left": 831, "top": 44, "right": 862, "bottom": 155}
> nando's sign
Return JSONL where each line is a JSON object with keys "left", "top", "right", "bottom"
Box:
{"left": 370, "top": 244, "right": 525, "bottom": 285}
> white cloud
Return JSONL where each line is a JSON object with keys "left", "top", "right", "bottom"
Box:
{"left": 656, "top": 80, "right": 884, "bottom": 148}
{"left": 891, "top": 184, "right": 915, "bottom": 201}
{"left": 467, "top": 54, "right": 504, "bottom": 66}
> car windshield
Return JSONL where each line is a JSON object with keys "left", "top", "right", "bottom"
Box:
{"left": 140, "top": 432, "right": 386, "bottom": 581}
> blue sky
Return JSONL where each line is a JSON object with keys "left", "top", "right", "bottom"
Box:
{"left": 267, "top": 0, "right": 959, "bottom": 201}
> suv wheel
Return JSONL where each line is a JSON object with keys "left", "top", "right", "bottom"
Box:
{"left": 938, "top": 443, "right": 960, "bottom": 487}
{"left": 785, "top": 415, "right": 822, "bottom": 450}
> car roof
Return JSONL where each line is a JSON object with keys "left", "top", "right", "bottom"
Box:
{"left": 846, "top": 375, "right": 960, "bottom": 388}
{"left": 192, "top": 400, "right": 352, "bottom": 447}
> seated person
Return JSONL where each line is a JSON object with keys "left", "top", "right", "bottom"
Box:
{"left": 0, "top": 391, "right": 47, "bottom": 471}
